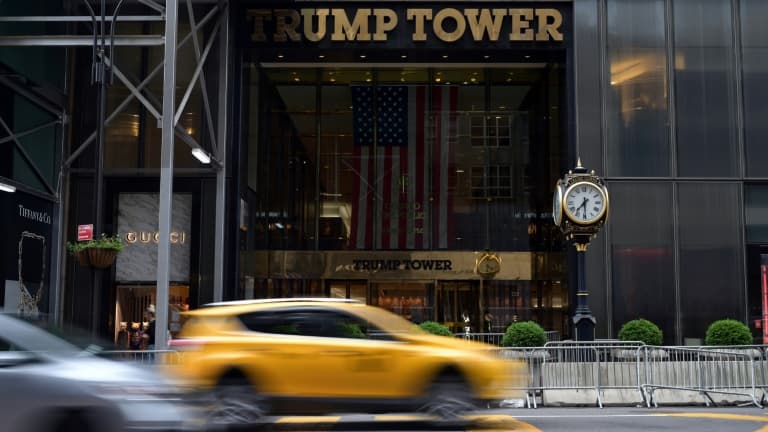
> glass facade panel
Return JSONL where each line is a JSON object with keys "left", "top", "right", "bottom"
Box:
{"left": 254, "top": 66, "right": 564, "bottom": 253}
{"left": 609, "top": 183, "right": 675, "bottom": 344}
{"left": 745, "top": 185, "right": 768, "bottom": 243}
{"left": 678, "top": 183, "right": 744, "bottom": 343}
{"left": 741, "top": 0, "right": 768, "bottom": 177}
{"left": 605, "top": 0, "right": 670, "bottom": 177}
{"left": 673, "top": 0, "right": 738, "bottom": 177}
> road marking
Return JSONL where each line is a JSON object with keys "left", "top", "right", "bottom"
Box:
{"left": 465, "top": 414, "right": 542, "bottom": 431}
{"left": 652, "top": 413, "right": 768, "bottom": 423}
{"left": 269, "top": 413, "right": 541, "bottom": 431}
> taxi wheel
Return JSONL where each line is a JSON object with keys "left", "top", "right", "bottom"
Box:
{"left": 420, "top": 377, "right": 476, "bottom": 420}
{"left": 205, "top": 377, "right": 267, "bottom": 430}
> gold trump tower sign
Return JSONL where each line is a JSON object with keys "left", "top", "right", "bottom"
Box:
{"left": 248, "top": 8, "right": 564, "bottom": 44}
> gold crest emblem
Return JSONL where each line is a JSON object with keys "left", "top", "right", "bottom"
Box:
{"left": 476, "top": 252, "right": 501, "bottom": 278}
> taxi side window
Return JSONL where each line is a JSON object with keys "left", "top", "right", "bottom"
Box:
{"left": 238, "top": 311, "right": 316, "bottom": 336}
{"left": 302, "top": 311, "right": 392, "bottom": 341}
{"left": 238, "top": 310, "right": 392, "bottom": 341}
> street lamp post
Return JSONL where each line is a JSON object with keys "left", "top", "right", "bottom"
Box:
{"left": 552, "top": 158, "right": 609, "bottom": 341}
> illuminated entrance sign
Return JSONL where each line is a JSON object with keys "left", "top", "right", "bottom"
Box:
{"left": 353, "top": 259, "right": 453, "bottom": 271}
{"left": 248, "top": 8, "right": 564, "bottom": 44}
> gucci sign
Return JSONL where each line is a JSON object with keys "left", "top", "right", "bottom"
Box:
{"left": 124, "top": 231, "right": 187, "bottom": 245}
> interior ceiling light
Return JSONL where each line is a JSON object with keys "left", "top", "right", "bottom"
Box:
{"left": 0, "top": 182, "right": 16, "bottom": 193}
{"left": 191, "top": 148, "right": 211, "bottom": 164}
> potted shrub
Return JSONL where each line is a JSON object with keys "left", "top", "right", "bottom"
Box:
{"left": 618, "top": 319, "right": 663, "bottom": 345}
{"left": 500, "top": 321, "right": 549, "bottom": 360}
{"left": 418, "top": 321, "right": 453, "bottom": 337}
{"left": 705, "top": 319, "right": 752, "bottom": 346}
{"left": 67, "top": 233, "right": 124, "bottom": 268}
{"left": 502, "top": 321, "right": 547, "bottom": 347}
{"left": 703, "top": 319, "right": 758, "bottom": 359}
{"left": 616, "top": 318, "right": 666, "bottom": 359}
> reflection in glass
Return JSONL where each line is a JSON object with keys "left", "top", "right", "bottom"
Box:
{"left": 678, "top": 183, "right": 743, "bottom": 343}
{"left": 605, "top": 0, "right": 669, "bottom": 177}
{"left": 741, "top": 0, "right": 768, "bottom": 177}
{"left": 673, "top": 0, "right": 738, "bottom": 177}
{"left": 609, "top": 183, "right": 675, "bottom": 344}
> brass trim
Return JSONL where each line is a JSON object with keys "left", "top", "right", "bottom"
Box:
{"left": 574, "top": 243, "right": 589, "bottom": 252}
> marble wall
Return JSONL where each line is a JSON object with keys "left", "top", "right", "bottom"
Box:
{"left": 116, "top": 193, "right": 192, "bottom": 282}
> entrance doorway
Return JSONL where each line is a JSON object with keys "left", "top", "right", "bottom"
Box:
{"left": 114, "top": 284, "right": 190, "bottom": 348}
{"left": 327, "top": 280, "right": 367, "bottom": 302}
{"left": 436, "top": 281, "right": 480, "bottom": 334}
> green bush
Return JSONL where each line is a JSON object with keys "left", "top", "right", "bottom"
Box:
{"left": 618, "top": 319, "right": 663, "bottom": 345}
{"left": 705, "top": 319, "right": 752, "bottom": 346}
{"left": 67, "top": 233, "right": 124, "bottom": 254}
{"left": 501, "top": 321, "right": 547, "bottom": 347}
{"left": 418, "top": 321, "right": 453, "bottom": 337}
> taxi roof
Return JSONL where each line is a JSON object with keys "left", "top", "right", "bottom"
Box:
{"left": 187, "top": 298, "right": 365, "bottom": 316}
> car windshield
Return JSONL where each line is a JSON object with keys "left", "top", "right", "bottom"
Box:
{"left": 0, "top": 313, "right": 117, "bottom": 355}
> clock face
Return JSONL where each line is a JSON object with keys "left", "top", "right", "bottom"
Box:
{"left": 552, "top": 182, "right": 564, "bottom": 226}
{"left": 563, "top": 181, "right": 607, "bottom": 225}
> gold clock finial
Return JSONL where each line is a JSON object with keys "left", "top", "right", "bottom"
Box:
{"left": 576, "top": 157, "right": 583, "bottom": 168}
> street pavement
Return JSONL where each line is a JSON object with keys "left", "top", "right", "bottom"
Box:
{"left": 228, "top": 407, "right": 768, "bottom": 432}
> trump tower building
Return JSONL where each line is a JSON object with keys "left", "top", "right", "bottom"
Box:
{"left": 1, "top": 0, "right": 767, "bottom": 345}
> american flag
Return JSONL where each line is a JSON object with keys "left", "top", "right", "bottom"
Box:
{"left": 350, "top": 85, "right": 458, "bottom": 250}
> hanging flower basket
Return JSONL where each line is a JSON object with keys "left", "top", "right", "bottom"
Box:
{"left": 67, "top": 233, "right": 124, "bottom": 269}
{"left": 74, "top": 249, "right": 91, "bottom": 267}
{"left": 87, "top": 247, "right": 118, "bottom": 268}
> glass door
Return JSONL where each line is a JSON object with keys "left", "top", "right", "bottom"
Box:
{"left": 114, "top": 284, "right": 190, "bottom": 348}
{"left": 369, "top": 281, "right": 434, "bottom": 323}
{"left": 327, "top": 280, "right": 368, "bottom": 302}
{"left": 437, "top": 281, "right": 480, "bottom": 333}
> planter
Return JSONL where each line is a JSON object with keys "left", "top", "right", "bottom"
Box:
{"left": 74, "top": 250, "right": 90, "bottom": 267}
{"left": 86, "top": 248, "right": 118, "bottom": 268}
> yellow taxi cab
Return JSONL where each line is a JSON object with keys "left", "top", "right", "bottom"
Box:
{"left": 167, "top": 298, "right": 523, "bottom": 427}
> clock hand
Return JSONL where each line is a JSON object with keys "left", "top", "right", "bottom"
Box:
{"left": 579, "top": 197, "right": 588, "bottom": 218}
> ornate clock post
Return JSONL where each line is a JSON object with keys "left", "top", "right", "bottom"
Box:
{"left": 553, "top": 158, "right": 609, "bottom": 341}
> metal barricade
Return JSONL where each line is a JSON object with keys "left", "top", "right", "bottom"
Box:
{"left": 454, "top": 332, "right": 504, "bottom": 346}
{"left": 640, "top": 345, "right": 762, "bottom": 408}
{"left": 496, "top": 347, "right": 547, "bottom": 408}
{"left": 97, "top": 349, "right": 182, "bottom": 366}
{"left": 497, "top": 342, "right": 650, "bottom": 408}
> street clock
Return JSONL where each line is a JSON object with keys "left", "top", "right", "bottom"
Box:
{"left": 552, "top": 158, "right": 609, "bottom": 342}
{"left": 553, "top": 159, "right": 609, "bottom": 245}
